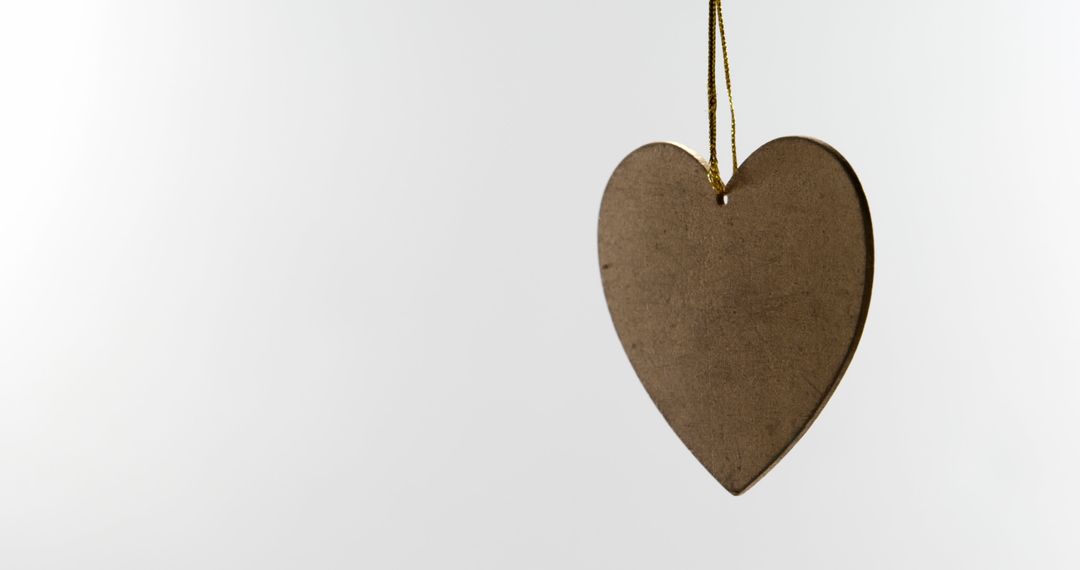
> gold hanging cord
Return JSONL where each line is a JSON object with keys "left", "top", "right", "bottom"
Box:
{"left": 707, "top": 0, "right": 737, "bottom": 195}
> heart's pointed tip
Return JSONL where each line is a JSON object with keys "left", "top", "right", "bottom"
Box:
{"left": 716, "top": 470, "right": 765, "bottom": 496}
{"left": 720, "top": 480, "right": 747, "bottom": 496}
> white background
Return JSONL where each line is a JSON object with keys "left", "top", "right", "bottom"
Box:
{"left": 2, "top": 1, "right": 1079, "bottom": 568}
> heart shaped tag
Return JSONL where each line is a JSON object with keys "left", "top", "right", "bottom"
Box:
{"left": 598, "top": 137, "right": 873, "bottom": 494}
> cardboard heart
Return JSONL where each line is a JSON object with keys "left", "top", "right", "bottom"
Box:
{"left": 598, "top": 137, "right": 873, "bottom": 494}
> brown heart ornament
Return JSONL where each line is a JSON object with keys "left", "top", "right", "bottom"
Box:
{"left": 598, "top": 137, "right": 873, "bottom": 494}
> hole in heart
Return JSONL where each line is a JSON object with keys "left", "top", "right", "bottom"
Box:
{"left": 716, "top": 193, "right": 728, "bottom": 207}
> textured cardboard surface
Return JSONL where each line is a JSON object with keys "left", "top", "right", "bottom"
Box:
{"left": 598, "top": 137, "right": 873, "bottom": 494}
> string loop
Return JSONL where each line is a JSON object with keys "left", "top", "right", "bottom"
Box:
{"left": 707, "top": 0, "right": 737, "bottom": 195}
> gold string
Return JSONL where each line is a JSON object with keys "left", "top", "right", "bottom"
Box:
{"left": 707, "top": 0, "right": 737, "bottom": 196}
